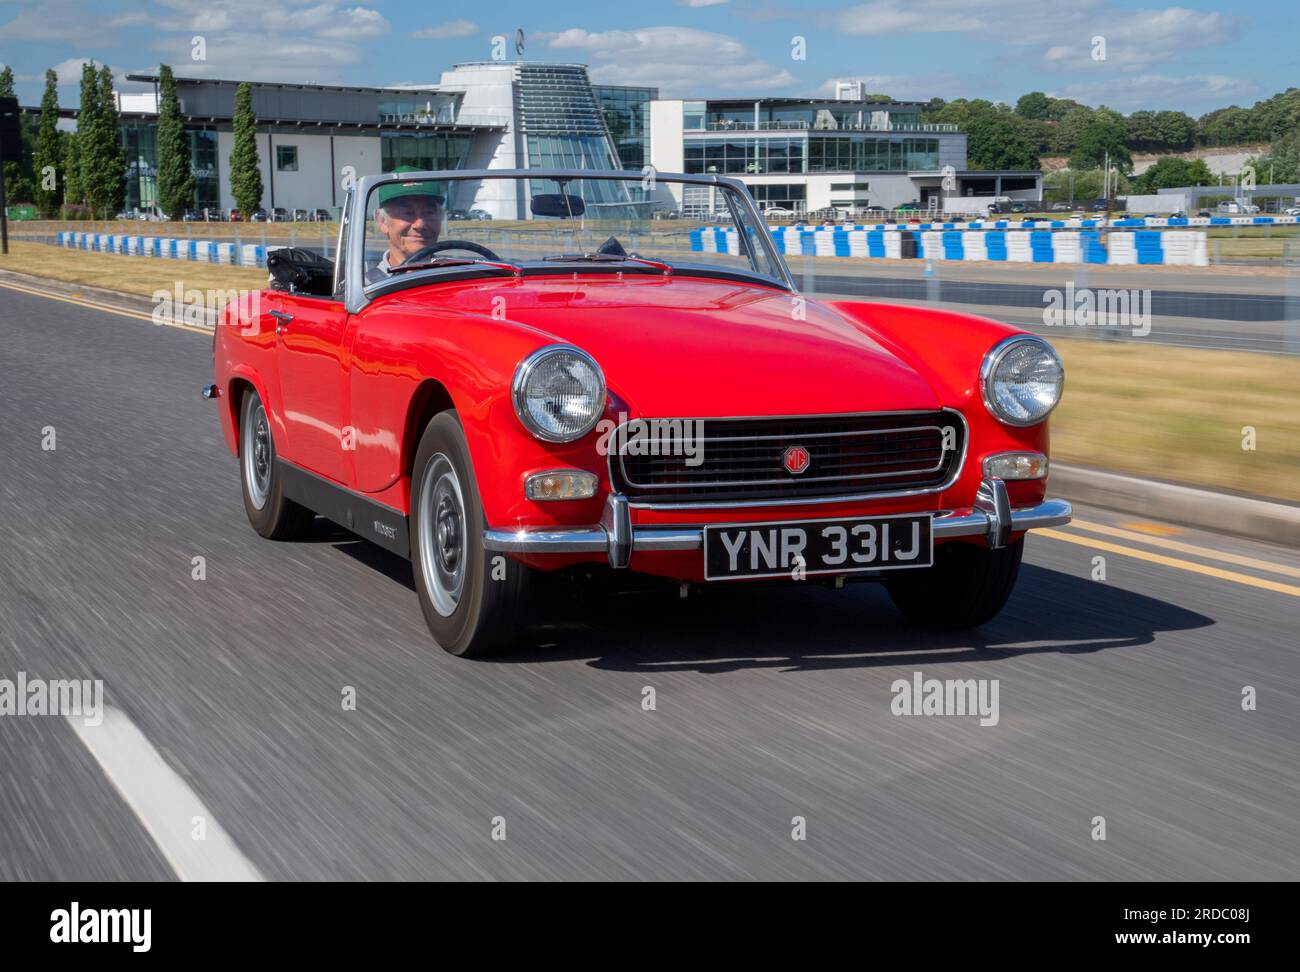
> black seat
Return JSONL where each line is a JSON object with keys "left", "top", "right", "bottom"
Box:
{"left": 267, "top": 247, "right": 335, "bottom": 296}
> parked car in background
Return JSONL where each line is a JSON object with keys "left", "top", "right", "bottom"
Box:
{"left": 270, "top": 207, "right": 291, "bottom": 222}
{"left": 207, "top": 169, "right": 1070, "bottom": 657}
{"left": 467, "top": 209, "right": 493, "bottom": 221}
{"left": 446, "top": 209, "right": 469, "bottom": 221}
{"left": 249, "top": 209, "right": 269, "bottom": 222}
{"left": 181, "top": 210, "right": 200, "bottom": 222}
{"left": 293, "top": 209, "right": 309, "bottom": 221}
{"left": 1050, "top": 202, "right": 1071, "bottom": 212}
{"left": 312, "top": 208, "right": 333, "bottom": 222}
{"left": 763, "top": 206, "right": 794, "bottom": 218}
{"left": 229, "top": 208, "right": 243, "bottom": 222}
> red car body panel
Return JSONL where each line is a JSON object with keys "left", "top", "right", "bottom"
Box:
{"left": 215, "top": 272, "right": 1052, "bottom": 581}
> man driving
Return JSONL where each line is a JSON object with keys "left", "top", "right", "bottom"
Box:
{"left": 365, "top": 166, "right": 445, "bottom": 284}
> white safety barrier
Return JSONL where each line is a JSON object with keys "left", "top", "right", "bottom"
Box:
{"left": 961, "top": 231, "right": 987, "bottom": 262}
{"left": 1006, "top": 232, "right": 1033, "bottom": 262}
{"left": 1052, "top": 231, "right": 1081, "bottom": 264}
{"left": 1108, "top": 234, "right": 1137, "bottom": 265}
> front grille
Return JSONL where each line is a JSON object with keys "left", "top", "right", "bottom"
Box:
{"left": 610, "top": 411, "right": 965, "bottom": 505}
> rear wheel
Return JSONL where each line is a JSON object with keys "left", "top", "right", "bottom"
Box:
{"left": 239, "top": 389, "right": 314, "bottom": 539}
{"left": 884, "top": 538, "right": 1023, "bottom": 629}
{"left": 410, "top": 410, "right": 531, "bottom": 657}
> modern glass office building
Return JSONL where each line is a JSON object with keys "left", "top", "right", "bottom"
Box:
{"left": 593, "top": 84, "right": 658, "bottom": 171}
{"left": 652, "top": 96, "right": 1039, "bottom": 214}
{"left": 43, "top": 64, "right": 1036, "bottom": 218}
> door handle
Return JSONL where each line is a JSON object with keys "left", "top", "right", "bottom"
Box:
{"left": 270, "top": 310, "right": 294, "bottom": 335}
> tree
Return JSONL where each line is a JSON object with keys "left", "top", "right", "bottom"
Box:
{"left": 966, "top": 112, "right": 1040, "bottom": 170}
{"left": 1252, "top": 129, "right": 1300, "bottom": 184}
{"left": 1015, "top": 92, "right": 1051, "bottom": 120}
{"left": 63, "top": 130, "right": 83, "bottom": 209}
{"left": 1125, "top": 110, "right": 1160, "bottom": 149}
{"left": 1053, "top": 106, "right": 1096, "bottom": 154}
{"left": 34, "top": 69, "right": 62, "bottom": 216}
{"left": 74, "top": 62, "right": 126, "bottom": 216}
{"left": 155, "top": 64, "right": 195, "bottom": 217}
{"left": 1069, "top": 117, "right": 1132, "bottom": 173}
{"left": 229, "top": 82, "right": 263, "bottom": 215}
{"left": 1129, "top": 157, "right": 1214, "bottom": 194}
{"left": 74, "top": 62, "right": 100, "bottom": 210}
{"left": 1, "top": 64, "right": 35, "bottom": 203}
{"left": 91, "top": 64, "right": 125, "bottom": 215}
{"left": 1153, "top": 110, "right": 1196, "bottom": 151}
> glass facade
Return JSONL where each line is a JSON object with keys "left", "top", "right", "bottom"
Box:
{"left": 694, "top": 101, "right": 928, "bottom": 132}
{"left": 517, "top": 65, "right": 635, "bottom": 210}
{"left": 746, "top": 183, "right": 808, "bottom": 209}
{"left": 380, "top": 133, "right": 472, "bottom": 172}
{"left": 121, "top": 122, "right": 219, "bottom": 212}
{"left": 684, "top": 135, "right": 939, "bottom": 174}
{"left": 593, "top": 85, "right": 657, "bottom": 171}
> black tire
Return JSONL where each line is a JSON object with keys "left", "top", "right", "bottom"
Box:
{"left": 239, "top": 389, "right": 314, "bottom": 540}
{"left": 884, "top": 538, "right": 1023, "bottom": 629}
{"left": 409, "top": 410, "right": 531, "bottom": 657}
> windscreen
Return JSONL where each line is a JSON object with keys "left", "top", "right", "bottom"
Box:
{"left": 360, "top": 173, "right": 787, "bottom": 287}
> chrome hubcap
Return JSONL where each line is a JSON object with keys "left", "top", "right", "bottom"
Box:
{"left": 244, "top": 401, "right": 272, "bottom": 509}
{"left": 418, "top": 454, "right": 467, "bottom": 617}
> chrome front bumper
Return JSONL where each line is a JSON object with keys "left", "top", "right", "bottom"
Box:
{"left": 483, "top": 477, "right": 1072, "bottom": 570}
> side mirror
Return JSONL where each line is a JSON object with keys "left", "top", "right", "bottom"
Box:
{"left": 532, "top": 194, "right": 586, "bottom": 218}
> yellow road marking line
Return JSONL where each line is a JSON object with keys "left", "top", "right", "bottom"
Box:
{"left": 1117, "top": 520, "right": 1185, "bottom": 537}
{"left": 0, "top": 279, "right": 214, "bottom": 335}
{"left": 1037, "top": 529, "right": 1300, "bottom": 598}
{"left": 1068, "top": 518, "right": 1300, "bottom": 580}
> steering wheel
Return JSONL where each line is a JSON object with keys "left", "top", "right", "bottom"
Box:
{"left": 403, "top": 240, "right": 502, "bottom": 264}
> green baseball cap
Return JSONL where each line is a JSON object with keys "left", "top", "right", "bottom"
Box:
{"left": 377, "top": 166, "right": 445, "bottom": 206}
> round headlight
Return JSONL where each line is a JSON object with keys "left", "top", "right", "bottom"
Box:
{"left": 980, "top": 336, "right": 1064, "bottom": 427}
{"left": 512, "top": 345, "right": 606, "bottom": 442}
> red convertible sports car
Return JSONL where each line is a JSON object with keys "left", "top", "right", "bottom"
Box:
{"left": 206, "top": 168, "right": 1070, "bottom": 656}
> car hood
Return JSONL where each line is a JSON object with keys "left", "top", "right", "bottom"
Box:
{"left": 416, "top": 274, "right": 941, "bottom": 417}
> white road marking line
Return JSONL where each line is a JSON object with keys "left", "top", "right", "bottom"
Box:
{"left": 66, "top": 707, "right": 264, "bottom": 882}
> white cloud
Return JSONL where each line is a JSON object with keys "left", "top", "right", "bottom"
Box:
{"left": 413, "top": 19, "right": 479, "bottom": 40}
{"left": 1053, "top": 73, "right": 1256, "bottom": 111}
{"left": 835, "top": 0, "right": 1236, "bottom": 71}
{"left": 540, "top": 26, "right": 796, "bottom": 96}
{"left": 317, "top": 7, "right": 390, "bottom": 40}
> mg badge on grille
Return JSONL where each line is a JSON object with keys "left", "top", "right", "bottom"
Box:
{"left": 783, "top": 445, "right": 810, "bottom": 475}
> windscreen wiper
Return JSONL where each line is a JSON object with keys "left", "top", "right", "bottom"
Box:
{"left": 541, "top": 254, "right": 673, "bottom": 274}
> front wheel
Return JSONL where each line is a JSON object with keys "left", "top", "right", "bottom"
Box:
{"left": 409, "top": 411, "right": 531, "bottom": 657}
{"left": 884, "top": 538, "right": 1023, "bottom": 629}
{"left": 239, "top": 389, "right": 314, "bottom": 539}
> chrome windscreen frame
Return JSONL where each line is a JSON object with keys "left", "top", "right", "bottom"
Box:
{"left": 342, "top": 168, "right": 797, "bottom": 313}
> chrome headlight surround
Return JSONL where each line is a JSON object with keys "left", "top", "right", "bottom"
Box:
{"left": 511, "top": 345, "right": 607, "bottom": 443}
{"left": 980, "top": 335, "right": 1064, "bottom": 427}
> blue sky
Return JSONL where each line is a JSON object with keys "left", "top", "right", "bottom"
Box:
{"left": 1, "top": 0, "right": 1295, "bottom": 116}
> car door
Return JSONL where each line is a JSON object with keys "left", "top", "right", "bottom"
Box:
{"left": 275, "top": 288, "right": 352, "bottom": 484}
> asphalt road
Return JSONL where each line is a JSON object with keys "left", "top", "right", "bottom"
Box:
{"left": 798, "top": 268, "right": 1300, "bottom": 355}
{"left": 1, "top": 284, "right": 1298, "bottom": 880}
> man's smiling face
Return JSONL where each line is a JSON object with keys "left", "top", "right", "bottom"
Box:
{"left": 376, "top": 195, "right": 443, "bottom": 262}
